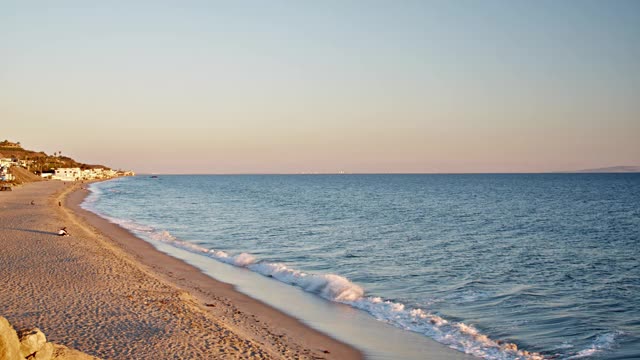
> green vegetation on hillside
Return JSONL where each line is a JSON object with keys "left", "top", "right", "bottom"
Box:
{"left": 0, "top": 139, "right": 109, "bottom": 173}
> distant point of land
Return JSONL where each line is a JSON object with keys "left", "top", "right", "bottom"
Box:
{"left": 0, "top": 139, "right": 126, "bottom": 184}
{"left": 566, "top": 166, "right": 640, "bottom": 173}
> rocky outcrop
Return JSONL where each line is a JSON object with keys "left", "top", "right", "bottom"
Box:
{"left": 0, "top": 317, "right": 21, "bottom": 360}
{"left": 0, "top": 317, "right": 99, "bottom": 360}
{"left": 17, "top": 328, "right": 47, "bottom": 359}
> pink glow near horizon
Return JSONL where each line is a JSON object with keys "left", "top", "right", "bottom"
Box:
{"left": 2, "top": 2, "right": 639, "bottom": 173}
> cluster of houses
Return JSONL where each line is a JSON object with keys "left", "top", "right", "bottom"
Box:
{"left": 0, "top": 165, "right": 14, "bottom": 182}
{"left": 44, "top": 167, "right": 135, "bottom": 181}
{"left": 0, "top": 157, "right": 134, "bottom": 182}
{"left": 0, "top": 158, "right": 20, "bottom": 182}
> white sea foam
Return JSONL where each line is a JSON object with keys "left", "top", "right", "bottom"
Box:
{"left": 79, "top": 183, "right": 102, "bottom": 212}
{"left": 552, "top": 342, "right": 574, "bottom": 350}
{"left": 248, "top": 262, "right": 365, "bottom": 302}
{"left": 233, "top": 253, "right": 257, "bottom": 267}
{"left": 83, "top": 211, "right": 548, "bottom": 360}
{"left": 568, "top": 332, "right": 622, "bottom": 359}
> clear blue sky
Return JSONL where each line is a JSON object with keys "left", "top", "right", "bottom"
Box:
{"left": 1, "top": 1, "right": 639, "bottom": 173}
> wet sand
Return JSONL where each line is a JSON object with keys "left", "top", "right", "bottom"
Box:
{"left": 0, "top": 180, "right": 362, "bottom": 359}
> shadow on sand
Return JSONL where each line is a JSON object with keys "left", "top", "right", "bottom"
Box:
{"left": 3, "top": 228, "right": 60, "bottom": 236}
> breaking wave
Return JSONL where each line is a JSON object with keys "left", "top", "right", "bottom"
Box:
{"left": 567, "top": 332, "right": 623, "bottom": 359}
{"left": 92, "top": 215, "right": 548, "bottom": 360}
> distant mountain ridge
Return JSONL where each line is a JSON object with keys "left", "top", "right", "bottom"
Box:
{"left": 569, "top": 166, "right": 640, "bottom": 173}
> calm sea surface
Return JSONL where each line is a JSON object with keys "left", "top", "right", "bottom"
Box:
{"left": 84, "top": 174, "right": 640, "bottom": 359}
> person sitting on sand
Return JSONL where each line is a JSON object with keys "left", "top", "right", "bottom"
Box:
{"left": 58, "top": 227, "right": 69, "bottom": 236}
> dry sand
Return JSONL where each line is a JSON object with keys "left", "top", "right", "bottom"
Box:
{"left": 0, "top": 181, "right": 362, "bottom": 359}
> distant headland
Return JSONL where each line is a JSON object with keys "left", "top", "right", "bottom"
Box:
{"left": 0, "top": 140, "right": 134, "bottom": 184}
{"left": 565, "top": 166, "right": 640, "bottom": 173}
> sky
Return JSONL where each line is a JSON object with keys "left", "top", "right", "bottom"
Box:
{"left": 1, "top": 1, "right": 639, "bottom": 174}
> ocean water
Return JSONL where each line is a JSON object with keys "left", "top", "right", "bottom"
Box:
{"left": 83, "top": 174, "right": 640, "bottom": 359}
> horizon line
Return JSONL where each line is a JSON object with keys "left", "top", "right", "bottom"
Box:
{"left": 135, "top": 170, "right": 640, "bottom": 176}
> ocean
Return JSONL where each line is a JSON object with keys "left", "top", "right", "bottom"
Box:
{"left": 82, "top": 174, "right": 640, "bottom": 359}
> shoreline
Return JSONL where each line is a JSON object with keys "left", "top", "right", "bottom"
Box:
{"left": 65, "top": 181, "right": 365, "bottom": 359}
{"left": 0, "top": 180, "right": 362, "bottom": 359}
{"left": 72, "top": 178, "right": 473, "bottom": 360}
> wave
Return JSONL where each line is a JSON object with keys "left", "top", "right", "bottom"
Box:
{"left": 88, "top": 212, "right": 547, "bottom": 360}
{"left": 567, "top": 332, "right": 622, "bottom": 359}
{"left": 81, "top": 181, "right": 121, "bottom": 217}
{"left": 81, "top": 182, "right": 626, "bottom": 360}
{"left": 80, "top": 184, "right": 102, "bottom": 211}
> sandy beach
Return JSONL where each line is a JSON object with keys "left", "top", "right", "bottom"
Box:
{"left": 0, "top": 180, "right": 362, "bottom": 359}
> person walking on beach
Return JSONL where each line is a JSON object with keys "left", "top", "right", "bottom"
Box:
{"left": 58, "top": 227, "right": 69, "bottom": 236}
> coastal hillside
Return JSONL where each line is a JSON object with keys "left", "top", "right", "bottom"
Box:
{"left": 0, "top": 140, "right": 109, "bottom": 173}
{"left": 0, "top": 140, "right": 113, "bottom": 185}
{"left": 9, "top": 166, "right": 43, "bottom": 184}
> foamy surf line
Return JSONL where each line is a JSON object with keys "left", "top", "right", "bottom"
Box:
{"left": 80, "top": 183, "right": 620, "bottom": 360}
{"left": 80, "top": 203, "right": 531, "bottom": 358}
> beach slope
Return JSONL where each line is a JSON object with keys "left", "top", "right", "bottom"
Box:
{"left": 0, "top": 181, "right": 362, "bottom": 359}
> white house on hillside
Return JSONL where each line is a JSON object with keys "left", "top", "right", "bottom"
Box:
{"left": 50, "top": 167, "right": 128, "bottom": 181}
{"left": 52, "top": 168, "right": 82, "bottom": 181}
{"left": 0, "top": 165, "right": 14, "bottom": 182}
{"left": 0, "top": 158, "right": 15, "bottom": 167}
